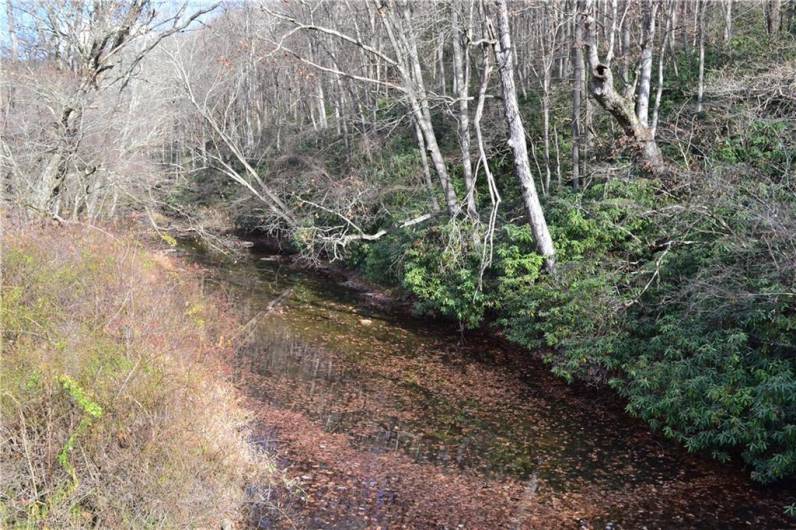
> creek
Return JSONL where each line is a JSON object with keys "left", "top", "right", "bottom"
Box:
{"left": 184, "top": 242, "right": 795, "bottom": 529}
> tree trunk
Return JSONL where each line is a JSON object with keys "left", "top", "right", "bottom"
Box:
{"left": 316, "top": 80, "right": 328, "bottom": 130}
{"left": 621, "top": 6, "right": 631, "bottom": 85}
{"left": 33, "top": 104, "right": 82, "bottom": 214}
{"left": 681, "top": 0, "right": 691, "bottom": 54}
{"left": 636, "top": 0, "right": 658, "bottom": 127}
{"left": 724, "top": 0, "right": 733, "bottom": 44}
{"left": 584, "top": 64, "right": 593, "bottom": 171}
{"left": 412, "top": 89, "right": 458, "bottom": 217}
{"left": 697, "top": 0, "right": 706, "bottom": 112}
{"left": 541, "top": 2, "right": 554, "bottom": 191}
{"left": 767, "top": 0, "right": 782, "bottom": 34}
{"left": 5, "top": 0, "right": 19, "bottom": 61}
{"left": 652, "top": 1, "right": 675, "bottom": 136}
{"left": 590, "top": 65, "right": 664, "bottom": 172}
{"left": 491, "top": 0, "right": 556, "bottom": 271}
{"left": 437, "top": 31, "right": 447, "bottom": 96}
{"left": 669, "top": 1, "right": 679, "bottom": 77}
{"left": 572, "top": 1, "right": 584, "bottom": 190}
{"left": 451, "top": 6, "right": 479, "bottom": 220}
{"left": 697, "top": 0, "right": 707, "bottom": 112}
{"left": 414, "top": 120, "right": 441, "bottom": 212}
{"left": 33, "top": 150, "right": 67, "bottom": 213}
{"left": 582, "top": 0, "right": 666, "bottom": 175}
{"left": 542, "top": 78, "right": 552, "bottom": 192}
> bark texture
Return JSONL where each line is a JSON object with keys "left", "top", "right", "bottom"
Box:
{"left": 491, "top": 0, "right": 556, "bottom": 271}
{"left": 452, "top": 6, "right": 479, "bottom": 220}
{"left": 581, "top": 0, "right": 666, "bottom": 175}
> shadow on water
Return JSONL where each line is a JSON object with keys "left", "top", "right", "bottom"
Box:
{"left": 184, "top": 243, "right": 796, "bottom": 529}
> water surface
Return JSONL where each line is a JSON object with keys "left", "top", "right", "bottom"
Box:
{"left": 186, "top": 244, "right": 795, "bottom": 529}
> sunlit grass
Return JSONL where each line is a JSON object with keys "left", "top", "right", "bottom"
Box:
{"left": 0, "top": 223, "right": 280, "bottom": 528}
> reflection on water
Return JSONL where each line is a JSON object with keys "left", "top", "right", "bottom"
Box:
{"left": 185, "top": 243, "right": 796, "bottom": 528}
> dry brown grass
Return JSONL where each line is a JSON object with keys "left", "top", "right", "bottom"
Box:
{"left": 0, "top": 222, "right": 279, "bottom": 528}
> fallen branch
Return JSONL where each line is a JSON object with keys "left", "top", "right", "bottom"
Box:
{"left": 334, "top": 212, "right": 438, "bottom": 244}
{"left": 299, "top": 202, "right": 442, "bottom": 260}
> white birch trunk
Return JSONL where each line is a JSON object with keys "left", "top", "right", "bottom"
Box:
{"left": 451, "top": 6, "right": 478, "bottom": 220}
{"left": 491, "top": 0, "right": 556, "bottom": 271}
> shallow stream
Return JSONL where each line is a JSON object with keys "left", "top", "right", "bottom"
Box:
{"left": 184, "top": 243, "right": 795, "bottom": 529}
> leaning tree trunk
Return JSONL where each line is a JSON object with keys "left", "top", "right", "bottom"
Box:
{"left": 582, "top": 0, "right": 666, "bottom": 175}
{"left": 589, "top": 63, "right": 664, "bottom": 172}
{"left": 491, "top": 0, "right": 556, "bottom": 272}
{"left": 411, "top": 82, "right": 460, "bottom": 217}
{"left": 377, "top": 1, "right": 461, "bottom": 217}
{"left": 414, "top": 120, "right": 441, "bottom": 213}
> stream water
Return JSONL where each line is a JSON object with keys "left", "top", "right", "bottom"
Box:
{"left": 185, "top": 243, "right": 795, "bottom": 529}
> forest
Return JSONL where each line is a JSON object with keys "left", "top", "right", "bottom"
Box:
{"left": 1, "top": 0, "right": 796, "bottom": 528}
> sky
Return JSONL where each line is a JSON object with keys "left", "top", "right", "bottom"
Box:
{"left": 0, "top": 0, "right": 224, "bottom": 51}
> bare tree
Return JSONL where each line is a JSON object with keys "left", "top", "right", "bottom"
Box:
{"left": 572, "top": 0, "right": 585, "bottom": 190}
{"left": 581, "top": 0, "right": 666, "bottom": 174}
{"left": 531, "top": 2, "right": 565, "bottom": 193}
{"left": 473, "top": 26, "right": 501, "bottom": 284}
{"left": 18, "top": 0, "right": 218, "bottom": 216}
{"left": 488, "top": 0, "right": 556, "bottom": 271}
{"left": 451, "top": 1, "right": 479, "bottom": 220}
{"left": 167, "top": 41, "right": 298, "bottom": 229}
{"left": 697, "top": 0, "right": 707, "bottom": 113}
{"left": 268, "top": 1, "right": 463, "bottom": 217}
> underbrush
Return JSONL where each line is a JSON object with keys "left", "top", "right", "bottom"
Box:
{"left": 340, "top": 51, "right": 796, "bottom": 483}
{"left": 1, "top": 224, "right": 278, "bottom": 528}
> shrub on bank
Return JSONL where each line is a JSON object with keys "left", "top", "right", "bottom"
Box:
{"left": 358, "top": 170, "right": 796, "bottom": 483}
{"left": 1, "top": 224, "right": 275, "bottom": 528}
